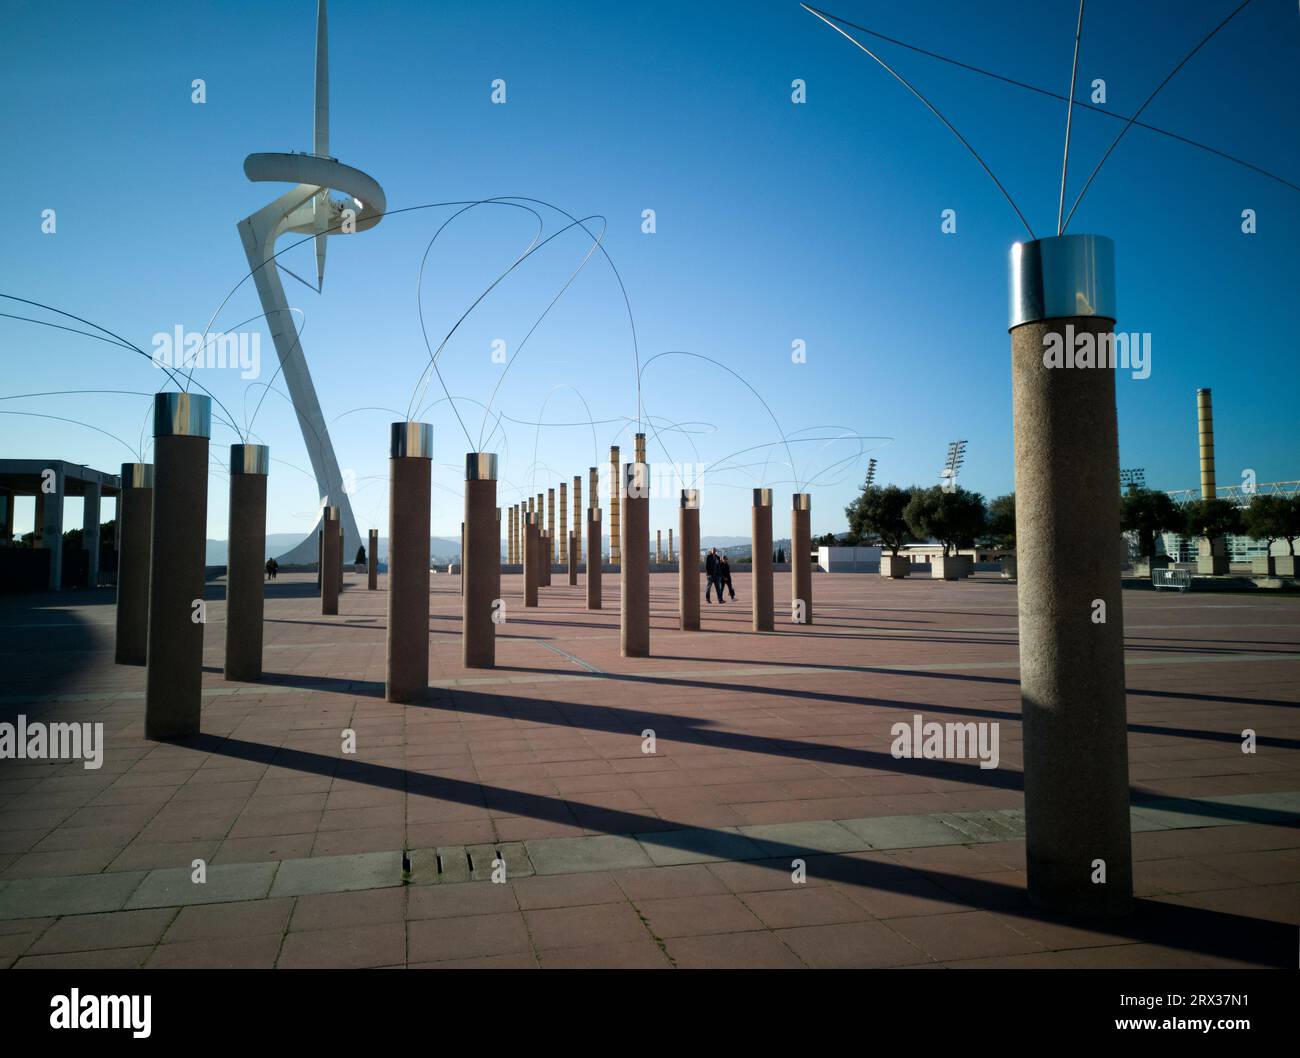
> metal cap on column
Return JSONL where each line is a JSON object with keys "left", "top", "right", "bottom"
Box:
{"left": 145, "top": 392, "right": 211, "bottom": 740}
{"left": 1008, "top": 233, "right": 1130, "bottom": 916}
{"left": 115, "top": 462, "right": 155, "bottom": 665}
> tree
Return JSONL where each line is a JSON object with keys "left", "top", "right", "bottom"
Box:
{"left": 1183, "top": 498, "right": 1242, "bottom": 547}
{"left": 984, "top": 493, "right": 1016, "bottom": 550}
{"left": 904, "top": 486, "right": 987, "bottom": 556}
{"left": 1120, "top": 488, "right": 1180, "bottom": 560}
{"left": 1283, "top": 496, "right": 1300, "bottom": 556}
{"left": 1241, "top": 494, "right": 1287, "bottom": 554}
{"left": 846, "top": 484, "right": 913, "bottom": 555}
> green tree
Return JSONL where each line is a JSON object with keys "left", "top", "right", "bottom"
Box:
{"left": 1120, "top": 488, "right": 1180, "bottom": 560}
{"left": 846, "top": 484, "right": 913, "bottom": 555}
{"left": 904, "top": 486, "right": 987, "bottom": 556}
{"left": 983, "top": 493, "right": 1016, "bottom": 549}
{"left": 1241, "top": 494, "right": 1287, "bottom": 553}
{"left": 1285, "top": 496, "right": 1300, "bottom": 556}
{"left": 1183, "top": 498, "right": 1242, "bottom": 547}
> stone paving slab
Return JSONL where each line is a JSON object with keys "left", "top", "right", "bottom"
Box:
{"left": 127, "top": 862, "right": 277, "bottom": 909}
{"left": 269, "top": 852, "right": 402, "bottom": 898}
{"left": 0, "top": 871, "right": 146, "bottom": 920}
{"left": 526, "top": 835, "right": 652, "bottom": 875}
{"left": 635, "top": 827, "right": 767, "bottom": 866}
{"left": 737, "top": 820, "right": 866, "bottom": 855}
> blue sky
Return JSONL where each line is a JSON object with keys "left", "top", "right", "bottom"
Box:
{"left": 3, "top": 0, "right": 1297, "bottom": 544}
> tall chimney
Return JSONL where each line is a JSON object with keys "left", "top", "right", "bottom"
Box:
{"left": 1196, "top": 388, "right": 1216, "bottom": 499}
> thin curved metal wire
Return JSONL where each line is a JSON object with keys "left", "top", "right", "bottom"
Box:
{"left": 801, "top": 3, "right": 1036, "bottom": 240}
{"left": 1061, "top": 0, "right": 1254, "bottom": 233}
{"left": 0, "top": 297, "right": 243, "bottom": 438}
{"left": 639, "top": 351, "right": 798, "bottom": 491}
{"left": 1057, "top": 0, "right": 1086, "bottom": 236}
{"left": 801, "top": 5, "right": 1299, "bottom": 195}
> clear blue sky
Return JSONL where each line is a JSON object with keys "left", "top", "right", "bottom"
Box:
{"left": 3, "top": 0, "right": 1297, "bottom": 544}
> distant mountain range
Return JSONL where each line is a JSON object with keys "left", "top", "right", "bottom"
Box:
{"left": 205, "top": 533, "right": 782, "bottom": 565}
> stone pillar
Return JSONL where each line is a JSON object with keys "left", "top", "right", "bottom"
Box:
{"left": 114, "top": 463, "right": 153, "bottom": 664}
{"left": 656, "top": 529, "right": 663, "bottom": 565}
{"left": 668, "top": 527, "right": 674, "bottom": 563}
{"left": 1009, "top": 234, "right": 1131, "bottom": 916}
{"left": 608, "top": 446, "right": 621, "bottom": 569}
{"left": 321, "top": 504, "right": 341, "bottom": 615}
{"left": 621, "top": 442, "right": 650, "bottom": 657}
{"left": 36, "top": 466, "right": 65, "bottom": 590}
{"left": 568, "top": 531, "right": 578, "bottom": 585}
{"left": 559, "top": 482, "right": 568, "bottom": 578}
{"left": 679, "top": 489, "right": 700, "bottom": 631}
{"left": 463, "top": 453, "right": 499, "bottom": 668}
{"left": 523, "top": 512, "right": 539, "bottom": 607}
{"left": 586, "top": 505, "right": 602, "bottom": 609}
{"left": 791, "top": 493, "right": 812, "bottom": 625}
{"left": 541, "top": 531, "right": 552, "bottom": 586}
{"left": 368, "top": 529, "right": 378, "bottom": 589}
{"left": 387, "top": 422, "right": 433, "bottom": 703}
{"left": 508, "top": 506, "right": 517, "bottom": 566}
{"left": 752, "top": 488, "right": 773, "bottom": 632}
{"left": 225, "top": 444, "right": 268, "bottom": 681}
{"left": 547, "top": 488, "right": 556, "bottom": 566}
{"left": 82, "top": 479, "right": 102, "bottom": 588}
{"left": 145, "top": 392, "right": 210, "bottom": 740}
{"left": 460, "top": 521, "right": 465, "bottom": 596}
{"left": 572, "top": 475, "right": 582, "bottom": 563}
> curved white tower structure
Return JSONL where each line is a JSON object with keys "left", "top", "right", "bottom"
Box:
{"left": 236, "top": 0, "right": 385, "bottom": 565}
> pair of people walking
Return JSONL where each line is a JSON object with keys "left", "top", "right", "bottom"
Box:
{"left": 704, "top": 546, "right": 735, "bottom": 604}
{"left": 264, "top": 557, "right": 279, "bottom": 580}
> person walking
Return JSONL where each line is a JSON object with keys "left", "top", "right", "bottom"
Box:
{"left": 719, "top": 554, "right": 735, "bottom": 602}
{"left": 705, "top": 547, "right": 719, "bottom": 604}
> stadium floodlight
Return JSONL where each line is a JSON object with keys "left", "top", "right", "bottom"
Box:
{"left": 1119, "top": 468, "right": 1146, "bottom": 492}
{"left": 940, "top": 440, "right": 967, "bottom": 492}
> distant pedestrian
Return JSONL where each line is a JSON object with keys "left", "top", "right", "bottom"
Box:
{"left": 265, "top": 557, "right": 278, "bottom": 580}
{"left": 719, "top": 554, "right": 735, "bottom": 601}
{"left": 705, "top": 547, "right": 720, "bottom": 603}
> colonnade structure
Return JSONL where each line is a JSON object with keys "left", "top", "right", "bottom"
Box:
{"left": 112, "top": 391, "right": 826, "bottom": 758}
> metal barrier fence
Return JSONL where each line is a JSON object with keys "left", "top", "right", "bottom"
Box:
{"left": 1152, "top": 568, "right": 1192, "bottom": 592}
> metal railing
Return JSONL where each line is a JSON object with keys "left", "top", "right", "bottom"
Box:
{"left": 1152, "top": 568, "right": 1191, "bottom": 593}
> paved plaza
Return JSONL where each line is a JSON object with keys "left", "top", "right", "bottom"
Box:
{"left": 0, "top": 571, "right": 1296, "bottom": 968}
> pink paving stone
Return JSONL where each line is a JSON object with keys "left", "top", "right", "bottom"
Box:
{"left": 1, "top": 571, "right": 1296, "bottom": 968}
{"left": 664, "top": 930, "right": 806, "bottom": 969}
{"left": 278, "top": 922, "right": 406, "bottom": 968}
{"left": 406, "top": 912, "right": 532, "bottom": 962}
{"left": 522, "top": 901, "right": 650, "bottom": 950}
{"left": 539, "top": 938, "right": 672, "bottom": 968}
{"left": 635, "top": 893, "right": 765, "bottom": 938}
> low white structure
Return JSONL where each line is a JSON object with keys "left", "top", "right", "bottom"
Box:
{"left": 818, "top": 546, "right": 881, "bottom": 572}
